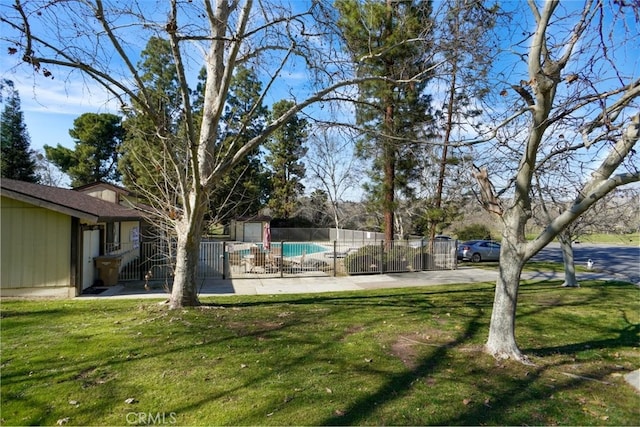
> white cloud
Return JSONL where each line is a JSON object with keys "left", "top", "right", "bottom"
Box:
{"left": 10, "top": 73, "right": 121, "bottom": 116}
{"left": 2, "top": 71, "right": 123, "bottom": 150}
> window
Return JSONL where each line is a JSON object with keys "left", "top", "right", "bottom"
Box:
{"left": 106, "top": 222, "right": 121, "bottom": 251}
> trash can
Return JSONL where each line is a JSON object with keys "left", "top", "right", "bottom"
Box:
{"left": 95, "top": 255, "right": 122, "bottom": 286}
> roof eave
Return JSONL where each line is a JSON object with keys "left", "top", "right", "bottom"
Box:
{"left": 1, "top": 188, "right": 100, "bottom": 223}
{"left": 97, "top": 215, "right": 142, "bottom": 222}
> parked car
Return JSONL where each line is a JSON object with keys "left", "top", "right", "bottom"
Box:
{"left": 434, "top": 234, "right": 453, "bottom": 241}
{"left": 458, "top": 240, "right": 501, "bottom": 262}
{"left": 408, "top": 235, "right": 455, "bottom": 248}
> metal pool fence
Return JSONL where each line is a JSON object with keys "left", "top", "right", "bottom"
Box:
{"left": 108, "top": 238, "right": 457, "bottom": 282}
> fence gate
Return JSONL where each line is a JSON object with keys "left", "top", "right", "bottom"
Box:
{"left": 112, "top": 241, "right": 224, "bottom": 282}
{"left": 224, "top": 239, "right": 458, "bottom": 279}
{"left": 112, "top": 239, "right": 457, "bottom": 282}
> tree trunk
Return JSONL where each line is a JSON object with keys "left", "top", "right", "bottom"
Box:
{"left": 485, "top": 207, "right": 534, "bottom": 364}
{"left": 383, "top": 104, "right": 396, "bottom": 244}
{"left": 485, "top": 240, "right": 531, "bottom": 363}
{"left": 559, "top": 232, "right": 579, "bottom": 287}
{"left": 169, "top": 233, "right": 201, "bottom": 308}
{"left": 168, "top": 190, "right": 207, "bottom": 309}
{"left": 382, "top": 1, "right": 395, "bottom": 244}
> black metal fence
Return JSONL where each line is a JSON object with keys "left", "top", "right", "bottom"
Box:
{"left": 108, "top": 238, "right": 458, "bottom": 282}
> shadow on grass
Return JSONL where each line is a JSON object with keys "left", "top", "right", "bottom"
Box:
{"left": 320, "top": 320, "right": 637, "bottom": 425}
{"left": 205, "top": 283, "right": 497, "bottom": 311}
{"left": 320, "top": 311, "right": 485, "bottom": 426}
{"left": 2, "top": 281, "right": 637, "bottom": 425}
{"left": 527, "top": 308, "right": 639, "bottom": 357}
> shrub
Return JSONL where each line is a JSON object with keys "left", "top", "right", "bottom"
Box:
{"left": 344, "top": 245, "right": 383, "bottom": 275}
{"left": 455, "top": 224, "right": 493, "bottom": 241}
{"left": 344, "top": 244, "right": 432, "bottom": 275}
{"left": 412, "top": 251, "right": 434, "bottom": 270}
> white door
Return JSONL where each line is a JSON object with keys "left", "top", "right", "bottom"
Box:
{"left": 82, "top": 229, "right": 101, "bottom": 289}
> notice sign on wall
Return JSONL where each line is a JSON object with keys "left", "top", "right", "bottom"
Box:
{"left": 131, "top": 226, "right": 139, "bottom": 249}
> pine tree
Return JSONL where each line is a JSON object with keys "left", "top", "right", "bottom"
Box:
{"left": 207, "top": 66, "right": 270, "bottom": 220}
{"left": 119, "top": 36, "right": 181, "bottom": 200}
{"left": 1, "top": 80, "right": 38, "bottom": 183}
{"left": 265, "top": 100, "right": 309, "bottom": 219}
{"left": 44, "top": 113, "right": 123, "bottom": 187}
{"left": 336, "top": 0, "right": 435, "bottom": 242}
{"left": 422, "top": 0, "right": 498, "bottom": 241}
{"left": 309, "top": 188, "right": 331, "bottom": 227}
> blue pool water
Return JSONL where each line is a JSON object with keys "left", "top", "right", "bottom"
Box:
{"left": 271, "top": 242, "right": 328, "bottom": 257}
{"left": 236, "top": 242, "right": 328, "bottom": 257}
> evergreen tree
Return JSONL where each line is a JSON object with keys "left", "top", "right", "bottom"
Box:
{"left": 309, "top": 188, "right": 331, "bottom": 227}
{"left": 265, "top": 100, "right": 309, "bottom": 219}
{"left": 336, "top": 0, "right": 435, "bottom": 242}
{"left": 121, "top": 42, "right": 269, "bottom": 222}
{"left": 119, "top": 37, "right": 182, "bottom": 201}
{"left": 207, "top": 66, "right": 270, "bottom": 220}
{"left": 1, "top": 80, "right": 38, "bottom": 182}
{"left": 45, "top": 113, "right": 123, "bottom": 187}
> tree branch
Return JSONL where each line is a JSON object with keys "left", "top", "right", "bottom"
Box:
{"left": 582, "top": 78, "right": 640, "bottom": 142}
{"left": 526, "top": 114, "right": 639, "bottom": 258}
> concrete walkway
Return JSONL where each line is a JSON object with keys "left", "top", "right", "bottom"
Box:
{"left": 625, "top": 369, "right": 640, "bottom": 393}
{"left": 85, "top": 267, "right": 625, "bottom": 299}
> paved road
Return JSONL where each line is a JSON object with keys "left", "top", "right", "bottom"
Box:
{"left": 530, "top": 243, "right": 640, "bottom": 284}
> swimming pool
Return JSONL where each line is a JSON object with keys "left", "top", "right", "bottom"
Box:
{"left": 271, "top": 242, "right": 328, "bottom": 257}
{"left": 235, "top": 242, "right": 328, "bottom": 257}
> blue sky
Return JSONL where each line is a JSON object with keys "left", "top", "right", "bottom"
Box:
{"left": 2, "top": 0, "right": 637, "bottom": 189}
{"left": 7, "top": 75, "right": 120, "bottom": 152}
{"left": 1, "top": 0, "right": 315, "bottom": 153}
{"left": 0, "top": 1, "right": 526, "bottom": 153}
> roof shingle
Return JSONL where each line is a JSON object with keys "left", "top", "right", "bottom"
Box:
{"left": 1, "top": 179, "right": 142, "bottom": 222}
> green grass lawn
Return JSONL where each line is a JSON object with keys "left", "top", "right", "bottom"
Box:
{"left": 462, "top": 260, "right": 588, "bottom": 274}
{"left": 575, "top": 233, "right": 639, "bottom": 245}
{"left": 2, "top": 280, "right": 639, "bottom": 426}
{"left": 522, "top": 232, "right": 640, "bottom": 246}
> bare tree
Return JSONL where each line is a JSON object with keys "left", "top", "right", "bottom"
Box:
{"left": 1, "top": 0, "right": 398, "bottom": 308}
{"left": 424, "top": 0, "right": 501, "bottom": 242}
{"left": 306, "top": 125, "right": 363, "bottom": 238}
{"left": 471, "top": 1, "right": 639, "bottom": 362}
{"left": 533, "top": 173, "right": 639, "bottom": 288}
{"left": 33, "top": 150, "right": 67, "bottom": 187}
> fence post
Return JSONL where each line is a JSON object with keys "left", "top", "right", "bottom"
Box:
{"left": 453, "top": 240, "right": 458, "bottom": 270}
{"left": 380, "top": 240, "right": 385, "bottom": 274}
{"left": 333, "top": 240, "right": 337, "bottom": 277}
{"left": 280, "top": 241, "right": 284, "bottom": 278}
{"left": 222, "top": 241, "right": 227, "bottom": 279}
{"left": 405, "top": 238, "right": 409, "bottom": 273}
